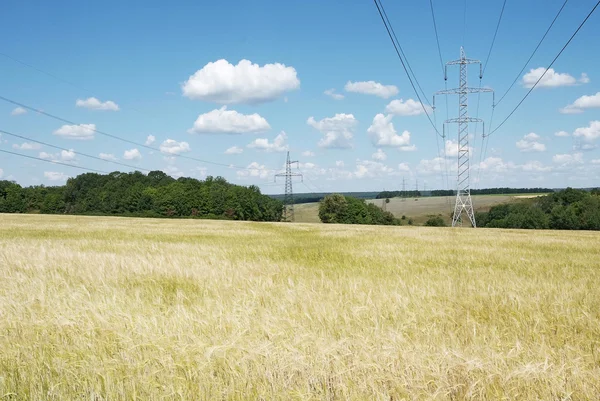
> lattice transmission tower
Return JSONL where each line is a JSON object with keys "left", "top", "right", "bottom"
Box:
{"left": 274, "top": 151, "right": 303, "bottom": 222}
{"left": 434, "top": 47, "right": 494, "bottom": 227}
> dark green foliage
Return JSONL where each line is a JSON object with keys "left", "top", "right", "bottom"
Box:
{"left": 478, "top": 188, "right": 600, "bottom": 230}
{"left": 376, "top": 190, "right": 421, "bottom": 199}
{"left": 0, "top": 171, "right": 283, "bottom": 222}
{"left": 319, "top": 194, "right": 399, "bottom": 225}
{"left": 424, "top": 215, "right": 446, "bottom": 227}
{"left": 429, "top": 187, "right": 554, "bottom": 197}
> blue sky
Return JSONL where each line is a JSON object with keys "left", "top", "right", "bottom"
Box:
{"left": 1, "top": 0, "right": 599, "bottom": 194}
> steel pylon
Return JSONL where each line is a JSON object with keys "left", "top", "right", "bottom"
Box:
{"left": 274, "top": 151, "right": 302, "bottom": 222}
{"left": 433, "top": 47, "right": 494, "bottom": 227}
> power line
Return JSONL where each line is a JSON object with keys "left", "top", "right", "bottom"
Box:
{"left": 0, "top": 95, "right": 279, "bottom": 173}
{"left": 0, "top": 128, "right": 153, "bottom": 173}
{"left": 0, "top": 148, "right": 108, "bottom": 174}
{"left": 489, "top": 0, "right": 599, "bottom": 136}
{"left": 495, "top": 0, "right": 569, "bottom": 107}
{"left": 482, "top": 0, "right": 507, "bottom": 75}
{"left": 372, "top": 0, "right": 443, "bottom": 139}
{"left": 429, "top": 0, "right": 445, "bottom": 76}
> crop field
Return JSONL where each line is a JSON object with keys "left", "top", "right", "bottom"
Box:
{"left": 1, "top": 214, "right": 599, "bottom": 400}
{"left": 295, "top": 194, "right": 525, "bottom": 224}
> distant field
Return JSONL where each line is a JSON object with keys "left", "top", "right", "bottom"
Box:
{"left": 1, "top": 214, "right": 599, "bottom": 400}
{"left": 295, "top": 194, "right": 537, "bottom": 224}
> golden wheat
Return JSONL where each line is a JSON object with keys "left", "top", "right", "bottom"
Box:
{"left": 0, "top": 214, "right": 599, "bottom": 400}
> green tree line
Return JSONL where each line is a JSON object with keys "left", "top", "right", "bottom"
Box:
{"left": 318, "top": 194, "right": 400, "bottom": 225}
{"left": 0, "top": 171, "right": 283, "bottom": 221}
{"left": 476, "top": 188, "right": 600, "bottom": 230}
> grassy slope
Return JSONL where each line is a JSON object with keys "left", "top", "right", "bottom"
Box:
{"left": 295, "top": 194, "right": 523, "bottom": 225}
{"left": 1, "top": 214, "right": 599, "bottom": 400}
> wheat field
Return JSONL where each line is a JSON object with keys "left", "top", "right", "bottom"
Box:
{"left": 1, "top": 214, "right": 599, "bottom": 400}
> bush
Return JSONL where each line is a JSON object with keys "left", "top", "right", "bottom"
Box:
{"left": 319, "top": 194, "right": 400, "bottom": 225}
{"left": 425, "top": 215, "right": 446, "bottom": 227}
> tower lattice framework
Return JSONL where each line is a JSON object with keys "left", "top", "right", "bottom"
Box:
{"left": 274, "top": 151, "right": 302, "bottom": 222}
{"left": 434, "top": 47, "right": 494, "bottom": 227}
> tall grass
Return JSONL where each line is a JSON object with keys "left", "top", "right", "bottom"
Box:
{"left": 1, "top": 214, "right": 599, "bottom": 400}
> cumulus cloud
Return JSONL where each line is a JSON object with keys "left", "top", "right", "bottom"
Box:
{"left": 344, "top": 81, "right": 398, "bottom": 98}
{"left": 75, "top": 97, "right": 119, "bottom": 111}
{"left": 44, "top": 171, "right": 69, "bottom": 181}
{"left": 553, "top": 152, "right": 583, "bottom": 165}
{"left": 12, "top": 142, "right": 41, "bottom": 151}
{"left": 302, "top": 150, "right": 315, "bottom": 157}
{"left": 123, "top": 148, "right": 142, "bottom": 160}
{"left": 60, "top": 149, "right": 76, "bottom": 161}
{"left": 163, "top": 165, "right": 184, "bottom": 179}
{"left": 38, "top": 149, "right": 77, "bottom": 162}
{"left": 247, "top": 131, "right": 288, "bottom": 152}
{"left": 353, "top": 159, "right": 395, "bottom": 178}
{"left": 372, "top": 148, "right": 387, "bottom": 161}
{"left": 53, "top": 124, "right": 96, "bottom": 140}
{"left": 188, "top": 106, "right": 270, "bottom": 134}
{"left": 336, "top": 160, "right": 345, "bottom": 167}
{"left": 160, "top": 139, "right": 190, "bottom": 155}
{"left": 99, "top": 153, "right": 117, "bottom": 161}
{"left": 182, "top": 59, "right": 299, "bottom": 104}
{"left": 307, "top": 113, "right": 357, "bottom": 149}
{"left": 367, "top": 114, "right": 413, "bottom": 149}
{"left": 521, "top": 160, "right": 552, "bottom": 172}
{"left": 522, "top": 68, "right": 587, "bottom": 88}
{"left": 225, "top": 146, "right": 243, "bottom": 155}
{"left": 516, "top": 133, "right": 546, "bottom": 152}
{"left": 145, "top": 135, "right": 156, "bottom": 146}
{"left": 555, "top": 131, "right": 570, "bottom": 137}
{"left": 573, "top": 121, "right": 600, "bottom": 142}
{"left": 560, "top": 92, "right": 600, "bottom": 114}
{"left": 236, "top": 162, "right": 270, "bottom": 180}
{"left": 11, "top": 107, "right": 26, "bottom": 116}
{"left": 324, "top": 89, "right": 344, "bottom": 100}
{"left": 444, "top": 139, "right": 473, "bottom": 158}
{"left": 385, "top": 98, "right": 431, "bottom": 116}
{"left": 417, "top": 157, "right": 453, "bottom": 175}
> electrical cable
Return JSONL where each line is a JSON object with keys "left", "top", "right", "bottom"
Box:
{"left": 0, "top": 148, "right": 108, "bottom": 174}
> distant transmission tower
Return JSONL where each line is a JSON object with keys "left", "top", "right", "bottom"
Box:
{"left": 274, "top": 151, "right": 302, "bottom": 222}
{"left": 434, "top": 47, "right": 494, "bottom": 228}
{"left": 401, "top": 177, "right": 406, "bottom": 201}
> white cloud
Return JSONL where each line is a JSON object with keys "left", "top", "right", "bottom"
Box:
{"left": 164, "top": 165, "right": 184, "bottom": 179}
{"left": 307, "top": 113, "right": 357, "bottom": 149}
{"left": 521, "top": 160, "right": 551, "bottom": 172}
{"left": 516, "top": 133, "right": 546, "bottom": 152}
{"left": 160, "top": 139, "right": 190, "bottom": 155}
{"left": 398, "top": 163, "right": 410, "bottom": 172}
{"left": 444, "top": 139, "right": 473, "bottom": 158}
{"left": 53, "top": 124, "right": 96, "bottom": 140}
{"left": 591, "top": 159, "right": 600, "bottom": 165}
{"left": 385, "top": 98, "right": 431, "bottom": 116}
{"left": 188, "top": 106, "right": 270, "bottom": 134}
{"left": 11, "top": 107, "right": 26, "bottom": 116}
{"left": 344, "top": 81, "right": 398, "bottom": 98}
{"left": 580, "top": 73, "right": 590, "bottom": 84}
{"left": 354, "top": 159, "right": 395, "bottom": 179}
{"left": 247, "top": 131, "right": 288, "bottom": 153}
{"left": 0, "top": 168, "right": 3, "bottom": 178}
{"left": 39, "top": 152, "right": 54, "bottom": 160}
{"left": 573, "top": 121, "right": 600, "bottom": 142}
{"left": 60, "top": 149, "right": 76, "bottom": 161}
{"left": 99, "top": 153, "right": 117, "bottom": 161}
{"left": 182, "top": 59, "right": 299, "bottom": 104}
{"left": 145, "top": 135, "right": 156, "bottom": 146}
{"left": 302, "top": 150, "right": 315, "bottom": 157}
{"left": 522, "top": 68, "right": 587, "bottom": 88}
{"left": 236, "top": 162, "right": 270, "bottom": 180}
{"left": 44, "top": 171, "right": 69, "bottom": 181}
{"left": 75, "top": 97, "right": 119, "bottom": 111}
{"left": 12, "top": 142, "right": 41, "bottom": 150}
{"left": 560, "top": 92, "right": 600, "bottom": 114}
{"left": 225, "top": 146, "right": 243, "bottom": 155}
{"left": 324, "top": 89, "right": 344, "bottom": 100}
{"left": 335, "top": 160, "right": 345, "bottom": 167}
{"left": 555, "top": 131, "right": 570, "bottom": 137}
{"left": 417, "top": 157, "right": 453, "bottom": 175}
{"left": 123, "top": 148, "right": 142, "bottom": 160}
{"left": 367, "top": 114, "right": 412, "bottom": 148}
{"left": 372, "top": 148, "right": 387, "bottom": 161}
{"left": 478, "top": 157, "right": 517, "bottom": 174}
{"left": 553, "top": 152, "right": 583, "bottom": 165}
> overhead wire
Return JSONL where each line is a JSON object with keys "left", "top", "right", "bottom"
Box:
{"left": 372, "top": 0, "right": 443, "bottom": 139}
{"left": 0, "top": 148, "right": 108, "bottom": 174}
{"left": 488, "top": 0, "right": 599, "bottom": 137}
{"left": 0, "top": 95, "right": 281, "bottom": 174}
{"left": 494, "top": 0, "right": 570, "bottom": 107}
{"left": 0, "top": 128, "right": 153, "bottom": 173}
